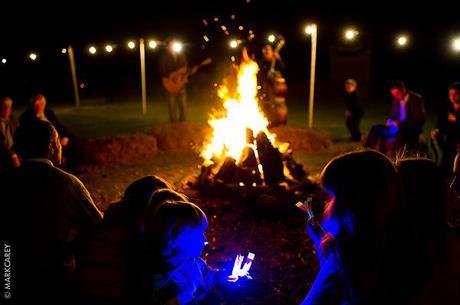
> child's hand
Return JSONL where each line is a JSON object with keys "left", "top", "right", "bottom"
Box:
{"left": 226, "top": 274, "right": 239, "bottom": 283}
{"left": 217, "top": 271, "right": 252, "bottom": 284}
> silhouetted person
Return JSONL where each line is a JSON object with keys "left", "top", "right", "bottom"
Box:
{"left": 0, "top": 120, "right": 102, "bottom": 304}
{"left": 396, "top": 158, "right": 460, "bottom": 305}
{"left": 77, "top": 176, "right": 176, "bottom": 304}
{"left": 0, "top": 96, "right": 20, "bottom": 170}
{"left": 432, "top": 82, "right": 460, "bottom": 177}
{"left": 19, "top": 94, "right": 82, "bottom": 172}
{"left": 19, "top": 94, "right": 69, "bottom": 145}
{"left": 344, "top": 79, "right": 363, "bottom": 142}
{"left": 159, "top": 40, "right": 189, "bottom": 122}
{"left": 365, "top": 81, "right": 425, "bottom": 154}
{"left": 301, "top": 150, "right": 415, "bottom": 305}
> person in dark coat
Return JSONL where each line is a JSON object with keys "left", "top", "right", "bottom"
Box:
{"left": 0, "top": 96, "right": 20, "bottom": 170}
{"left": 389, "top": 82, "right": 425, "bottom": 148}
{"left": 19, "top": 94, "right": 82, "bottom": 172}
{"left": 344, "top": 79, "right": 364, "bottom": 142}
{"left": 19, "top": 94, "right": 68, "bottom": 141}
{"left": 365, "top": 81, "right": 425, "bottom": 153}
{"left": 77, "top": 176, "right": 175, "bottom": 304}
{"left": 0, "top": 120, "right": 102, "bottom": 304}
{"left": 396, "top": 158, "right": 460, "bottom": 305}
{"left": 432, "top": 82, "right": 460, "bottom": 177}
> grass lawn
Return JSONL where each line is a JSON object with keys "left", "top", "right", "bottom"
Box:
{"left": 27, "top": 94, "right": 436, "bottom": 139}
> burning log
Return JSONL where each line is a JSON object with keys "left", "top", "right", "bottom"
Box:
{"left": 214, "top": 157, "right": 240, "bottom": 184}
{"left": 283, "top": 152, "right": 307, "bottom": 181}
{"left": 239, "top": 146, "right": 263, "bottom": 186}
{"left": 256, "top": 131, "right": 284, "bottom": 185}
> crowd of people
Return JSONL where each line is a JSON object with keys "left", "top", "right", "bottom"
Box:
{"left": 344, "top": 80, "right": 460, "bottom": 182}
{"left": 1, "top": 119, "right": 238, "bottom": 304}
{"left": 0, "top": 94, "right": 80, "bottom": 172}
{"left": 1, "top": 51, "right": 459, "bottom": 304}
{"left": 301, "top": 151, "right": 460, "bottom": 305}
{"left": 1, "top": 110, "right": 459, "bottom": 304}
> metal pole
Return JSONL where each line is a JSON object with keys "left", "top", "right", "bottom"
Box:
{"left": 68, "top": 45, "right": 80, "bottom": 108}
{"left": 308, "top": 26, "right": 317, "bottom": 129}
{"left": 139, "top": 38, "right": 147, "bottom": 115}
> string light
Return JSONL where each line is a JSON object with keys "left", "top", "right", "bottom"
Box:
{"left": 172, "top": 41, "right": 183, "bottom": 53}
{"left": 452, "top": 37, "right": 460, "bottom": 52}
{"left": 127, "top": 41, "right": 136, "bottom": 49}
{"left": 1, "top": 27, "right": 459, "bottom": 65}
{"left": 305, "top": 24, "right": 317, "bottom": 35}
{"left": 229, "top": 39, "right": 239, "bottom": 49}
{"left": 148, "top": 40, "right": 157, "bottom": 49}
{"left": 396, "top": 35, "right": 409, "bottom": 47}
{"left": 344, "top": 28, "right": 358, "bottom": 41}
{"left": 29, "top": 53, "right": 38, "bottom": 61}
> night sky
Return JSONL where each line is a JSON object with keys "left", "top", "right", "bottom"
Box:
{"left": 0, "top": 0, "right": 458, "bottom": 103}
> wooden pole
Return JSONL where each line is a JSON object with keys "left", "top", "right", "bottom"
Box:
{"left": 308, "top": 26, "right": 317, "bottom": 129}
{"left": 139, "top": 38, "right": 147, "bottom": 115}
{"left": 68, "top": 45, "right": 80, "bottom": 108}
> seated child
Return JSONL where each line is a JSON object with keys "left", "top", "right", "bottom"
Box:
{"left": 77, "top": 176, "right": 172, "bottom": 303}
{"left": 143, "top": 200, "right": 236, "bottom": 305}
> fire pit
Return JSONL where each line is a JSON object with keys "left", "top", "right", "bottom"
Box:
{"left": 184, "top": 60, "right": 319, "bottom": 206}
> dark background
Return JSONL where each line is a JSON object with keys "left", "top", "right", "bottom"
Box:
{"left": 0, "top": 0, "right": 459, "bottom": 107}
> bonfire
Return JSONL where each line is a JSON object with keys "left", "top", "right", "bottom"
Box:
{"left": 195, "top": 59, "right": 308, "bottom": 194}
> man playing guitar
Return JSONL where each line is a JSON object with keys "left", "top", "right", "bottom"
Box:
{"left": 159, "top": 40, "right": 211, "bottom": 122}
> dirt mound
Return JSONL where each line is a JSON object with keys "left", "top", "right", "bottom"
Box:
{"left": 271, "top": 126, "right": 332, "bottom": 152}
{"left": 152, "top": 122, "right": 331, "bottom": 153}
{"left": 82, "top": 133, "right": 158, "bottom": 166}
{"left": 152, "top": 122, "right": 211, "bottom": 152}
{"left": 81, "top": 124, "right": 331, "bottom": 167}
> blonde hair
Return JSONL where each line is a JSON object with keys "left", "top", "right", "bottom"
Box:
{"left": 144, "top": 200, "right": 207, "bottom": 257}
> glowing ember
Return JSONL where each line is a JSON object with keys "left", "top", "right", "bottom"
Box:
{"left": 202, "top": 60, "right": 276, "bottom": 163}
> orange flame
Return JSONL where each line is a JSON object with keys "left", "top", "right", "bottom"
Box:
{"left": 202, "top": 60, "right": 276, "bottom": 163}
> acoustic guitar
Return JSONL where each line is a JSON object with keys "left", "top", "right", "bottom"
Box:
{"left": 162, "top": 58, "right": 212, "bottom": 94}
